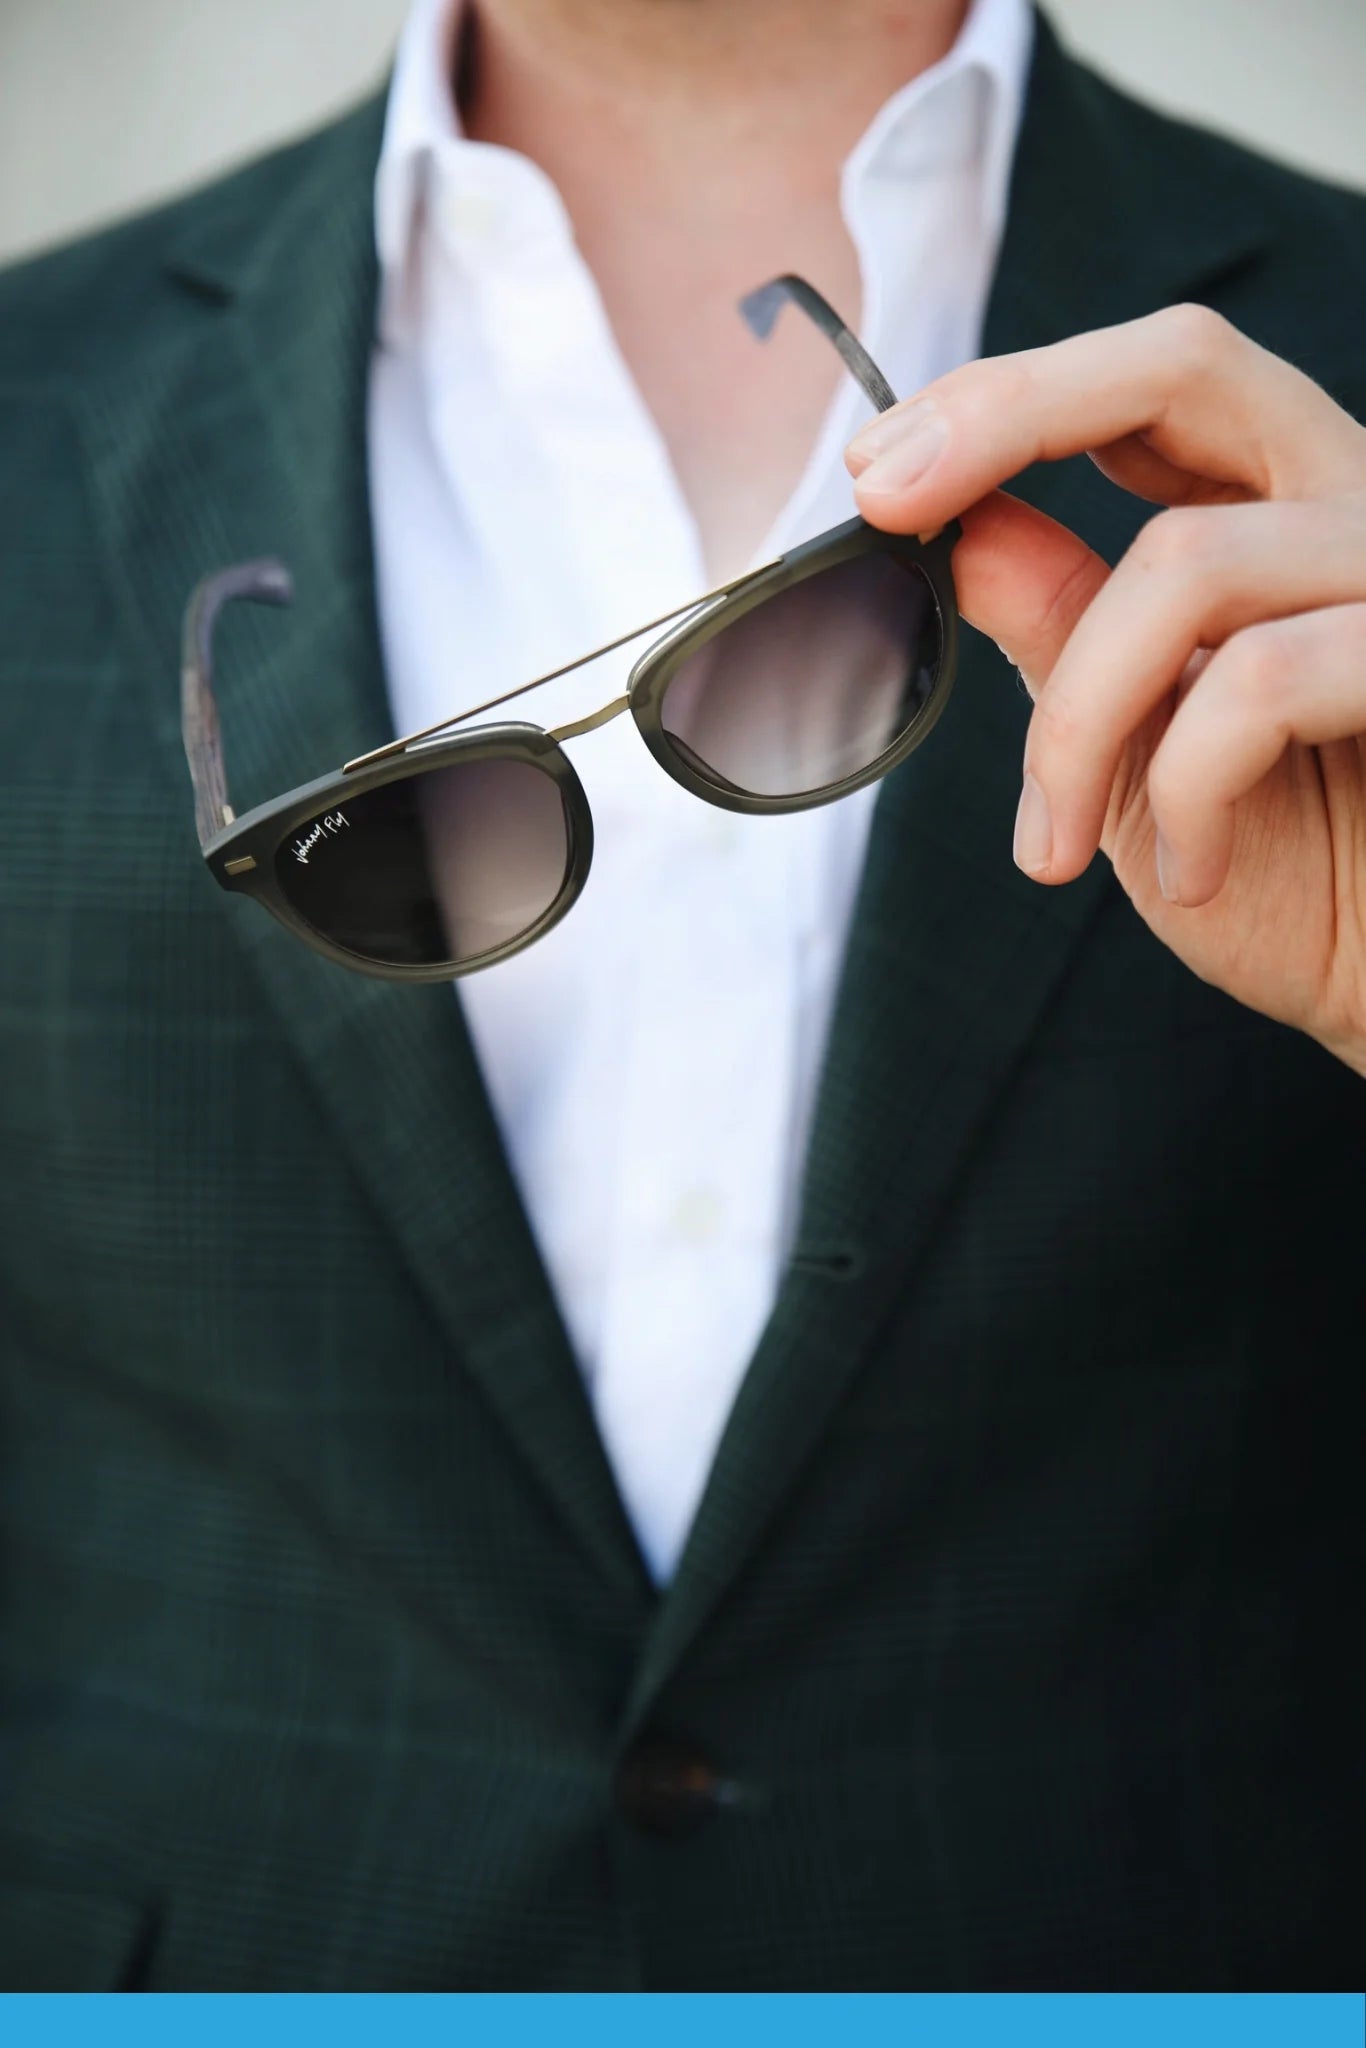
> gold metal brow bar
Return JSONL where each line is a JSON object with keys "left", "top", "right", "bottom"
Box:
{"left": 343, "top": 558, "right": 781, "bottom": 775}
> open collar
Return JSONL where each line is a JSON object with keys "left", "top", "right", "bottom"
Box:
{"left": 152, "top": 15, "right": 1285, "bottom": 1671}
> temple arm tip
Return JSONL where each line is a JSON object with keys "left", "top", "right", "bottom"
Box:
{"left": 252, "top": 558, "right": 295, "bottom": 609}
{"left": 736, "top": 273, "right": 899, "bottom": 414}
{"left": 738, "top": 277, "right": 798, "bottom": 343}
{"left": 181, "top": 558, "right": 296, "bottom": 851}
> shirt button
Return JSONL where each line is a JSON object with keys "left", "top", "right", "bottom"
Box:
{"left": 670, "top": 1187, "right": 723, "bottom": 1243}
{"left": 614, "top": 1735, "right": 726, "bottom": 1838}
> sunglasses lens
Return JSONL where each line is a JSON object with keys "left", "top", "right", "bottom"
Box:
{"left": 659, "top": 550, "right": 943, "bottom": 800}
{"left": 273, "top": 755, "right": 573, "bottom": 969}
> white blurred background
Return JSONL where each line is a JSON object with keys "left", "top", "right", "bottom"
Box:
{"left": 1, "top": 0, "right": 1364, "bottom": 266}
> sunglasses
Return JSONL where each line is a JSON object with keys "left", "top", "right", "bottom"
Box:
{"left": 183, "top": 275, "right": 961, "bottom": 981}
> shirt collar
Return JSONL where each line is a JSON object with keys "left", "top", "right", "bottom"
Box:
{"left": 846, "top": 0, "right": 1033, "bottom": 243}
{"left": 375, "top": 0, "right": 1034, "bottom": 345}
{"left": 375, "top": 0, "right": 461, "bottom": 293}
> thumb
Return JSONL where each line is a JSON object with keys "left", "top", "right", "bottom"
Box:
{"left": 941, "top": 491, "right": 1111, "bottom": 695}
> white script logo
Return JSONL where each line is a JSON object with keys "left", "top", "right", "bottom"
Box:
{"left": 291, "top": 811, "right": 350, "bottom": 864}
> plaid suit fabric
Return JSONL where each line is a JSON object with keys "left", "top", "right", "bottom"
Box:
{"left": 0, "top": 22, "right": 1363, "bottom": 1988}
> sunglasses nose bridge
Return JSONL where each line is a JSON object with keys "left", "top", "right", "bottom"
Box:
{"left": 545, "top": 692, "right": 631, "bottom": 745}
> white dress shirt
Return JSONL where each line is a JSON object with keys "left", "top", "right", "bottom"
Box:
{"left": 368, "top": 0, "right": 1033, "bottom": 1582}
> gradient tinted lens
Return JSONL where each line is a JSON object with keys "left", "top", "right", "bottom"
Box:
{"left": 273, "top": 755, "right": 573, "bottom": 968}
{"left": 659, "top": 551, "right": 942, "bottom": 800}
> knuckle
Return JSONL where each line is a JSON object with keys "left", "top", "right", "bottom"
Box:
{"left": 1132, "top": 505, "right": 1212, "bottom": 576}
{"left": 1222, "top": 623, "right": 1290, "bottom": 712}
{"left": 991, "top": 355, "right": 1037, "bottom": 414}
{"left": 955, "top": 355, "right": 1033, "bottom": 438}
{"left": 1160, "top": 300, "right": 1239, "bottom": 376}
{"left": 1030, "top": 681, "right": 1085, "bottom": 758}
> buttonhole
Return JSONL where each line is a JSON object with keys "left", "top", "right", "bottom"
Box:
{"left": 789, "top": 1241, "right": 865, "bottom": 1280}
{"left": 165, "top": 263, "right": 233, "bottom": 309}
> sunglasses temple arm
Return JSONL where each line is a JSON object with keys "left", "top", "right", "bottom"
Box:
{"left": 738, "top": 275, "right": 900, "bottom": 414}
{"left": 181, "top": 560, "right": 294, "bottom": 850}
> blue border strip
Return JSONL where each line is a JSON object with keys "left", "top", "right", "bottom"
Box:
{"left": 0, "top": 1991, "right": 1362, "bottom": 2043}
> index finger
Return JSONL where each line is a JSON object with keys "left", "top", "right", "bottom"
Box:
{"left": 846, "top": 305, "right": 1364, "bottom": 534}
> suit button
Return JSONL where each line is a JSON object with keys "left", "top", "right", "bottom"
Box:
{"left": 614, "top": 1734, "right": 724, "bottom": 1838}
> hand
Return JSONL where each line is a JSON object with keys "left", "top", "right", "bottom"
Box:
{"left": 845, "top": 306, "right": 1366, "bottom": 1074}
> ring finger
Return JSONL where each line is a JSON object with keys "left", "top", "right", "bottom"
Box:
{"left": 1017, "top": 494, "right": 1366, "bottom": 882}
{"left": 1142, "top": 601, "right": 1366, "bottom": 906}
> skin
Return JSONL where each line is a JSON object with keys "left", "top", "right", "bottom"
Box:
{"left": 463, "top": 1, "right": 1366, "bottom": 1073}
{"left": 462, "top": 0, "right": 967, "bottom": 575}
{"left": 846, "top": 313, "right": 1366, "bottom": 1075}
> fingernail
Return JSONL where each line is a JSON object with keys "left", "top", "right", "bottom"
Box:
{"left": 1013, "top": 772, "right": 1052, "bottom": 878}
{"left": 848, "top": 400, "right": 949, "bottom": 490}
{"left": 1155, "top": 830, "right": 1182, "bottom": 904}
{"left": 847, "top": 398, "right": 935, "bottom": 466}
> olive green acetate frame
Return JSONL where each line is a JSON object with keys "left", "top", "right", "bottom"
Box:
{"left": 183, "top": 276, "right": 962, "bottom": 983}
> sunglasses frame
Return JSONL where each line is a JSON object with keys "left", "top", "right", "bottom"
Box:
{"left": 626, "top": 514, "right": 959, "bottom": 813}
{"left": 183, "top": 273, "right": 964, "bottom": 982}
{"left": 199, "top": 722, "right": 596, "bottom": 982}
{"left": 191, "top": 516, "right": 958, "bottom": 982}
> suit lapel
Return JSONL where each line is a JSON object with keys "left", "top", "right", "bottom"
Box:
{"left": 74, "top": 22, "right": 1279, "bottom": 1676}
{"left": 627, "top": 15, "right": 1275, "bottom": 1720}
{"left": 81, "top": 99, "right": 645, "bottom": 1600}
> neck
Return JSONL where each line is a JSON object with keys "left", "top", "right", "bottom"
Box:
{"left": 460, "top": 0, "right": 970, "bottom": 576}
{"left": 461, "top": 2, "right": 967, "bottom": 206}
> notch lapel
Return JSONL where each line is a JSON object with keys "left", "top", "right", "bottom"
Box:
{"left": 81, "top": 99, "right": 644, "bottom": 1599}
{"left": 626, "top": 15, "right": 1274, "bottom": 1721}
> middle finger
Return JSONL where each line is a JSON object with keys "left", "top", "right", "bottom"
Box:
{"left": 1016, "top": 495, "right": 1366, "bottom": 882}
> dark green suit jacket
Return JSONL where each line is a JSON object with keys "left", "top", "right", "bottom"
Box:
{"left": 0, "top": 17, "right": 1363, "bottom": 1989}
